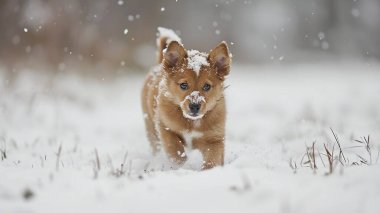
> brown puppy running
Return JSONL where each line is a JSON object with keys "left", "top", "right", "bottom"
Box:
{"left": 141, "top": 27, "right": 231, "bottom": 169}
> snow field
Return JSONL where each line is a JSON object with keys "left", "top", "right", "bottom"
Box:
{"left": 1, "top": 62, "right": 380, "bottom": 213}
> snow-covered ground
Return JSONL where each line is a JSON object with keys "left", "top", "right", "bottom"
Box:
{"left": 1, "top": 63, "right": 380, "bottom": 213}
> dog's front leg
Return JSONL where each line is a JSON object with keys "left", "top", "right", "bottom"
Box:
{"left": 159, "top": 125, "right": 187, "bottom": 165}
{"left": 193, "top": 138, "right": 224, "bottom": 170}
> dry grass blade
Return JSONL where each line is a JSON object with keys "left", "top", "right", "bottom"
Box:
{"left": 289, "top": 158, "right": 297, "bottom": 174}
{"left": 305, "top": 142, "right": 318, "bottom": 173}
{"left": 330, "top": 128, "right": 346, "bottom": 165}
{"left": 122, "top": 151, "right": 128, "bottom": 166}
{"left": 324, "top": 143, "right": 334, "bottom": 174}
{"left": 354, "top": 140, "right": 364, "bottom": 144}
{"left": 0, "top": 149, "right": 6, "bottom": 160}
{"left": 318, "top": 149, "right": 326, "bottom": 168}
{"left": 357, "top": 154, "right": 368, "bottom": 165}
{"left": 311, "top": 142, "right": 317, "bottom": 171}
{"left": 223, "top": 85, "right": 231, "bottom": 90}
{"left": 300, "top": 152, "right": 308, "bottom": 167}
{"left": 0, "top": 137, "right": 6, "bottom": 160}
{"left": 354, "top": 135, "right": 373, "bottom": 165}
{"left": 94, "top": 148, "right": 101, "bottom": 171}
{"left": 364, "top": 136, "right": 371, "bottom": 164}
{"left": 56, "top": 144, "right": 62, "bottom": 172}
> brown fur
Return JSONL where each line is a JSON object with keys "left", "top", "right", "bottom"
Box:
{"left": 141, "top": 31, "right": 231, "bottom": 170}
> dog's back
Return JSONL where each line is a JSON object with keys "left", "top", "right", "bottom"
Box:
{"left": 141, "top": 28, "right": 181, "bottom": 153}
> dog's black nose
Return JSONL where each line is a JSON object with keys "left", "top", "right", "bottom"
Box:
{"left": 189, "top": 103, "right": 200, "bottom": 114}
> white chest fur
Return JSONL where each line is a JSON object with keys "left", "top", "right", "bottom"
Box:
{"left": 181, "top": 130, "right": 203, "bottom": 149}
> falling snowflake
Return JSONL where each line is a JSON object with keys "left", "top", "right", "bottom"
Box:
{"left": 351, "top": 8, "right": 360, "bottom": 17}
{"left": 318, "top": 32, "right": 325, "bottom": 40}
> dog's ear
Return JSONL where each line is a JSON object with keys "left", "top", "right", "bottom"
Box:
{"left": 208, "top": 41, "right": 231, "bottom": 77}
{"left": 163, "top": 41, "right": 187, "bottom": 69}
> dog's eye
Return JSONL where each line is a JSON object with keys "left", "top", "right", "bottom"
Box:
{"left": 180, "top": 83, "right": 188, "bottom": 90}
{"left": 203, "top": 83, "right": 211, "bottom": 91}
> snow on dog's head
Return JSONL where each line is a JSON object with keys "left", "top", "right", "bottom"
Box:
{"left": 161, "top": 40, "right": 232, "bottom": 120}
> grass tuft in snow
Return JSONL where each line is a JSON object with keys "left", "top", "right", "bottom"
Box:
{"left": 353, "top": 135, "right": 380, "bottom": 165}
{"left": 293, "top": 129, "right": 379, "bottom": 175}
{"left": 323, "top": 143, "right": 335, "bottom": 175}
{"left": 108, "top": 151, "right": 129, "bottom": 178}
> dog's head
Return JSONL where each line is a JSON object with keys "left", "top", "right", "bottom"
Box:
{"left": 160, "top": 41, "right": 231, "bottom": 120}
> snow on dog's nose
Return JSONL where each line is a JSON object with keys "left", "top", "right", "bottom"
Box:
{"left": 188, "top": 91, "right": 205, "bottom": 104}
{"left": 180, "top": 91, "right": 206, "bottom": 120}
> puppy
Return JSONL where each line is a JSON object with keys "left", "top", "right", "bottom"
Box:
{"left": 141, "top": 27, "right": 231, "bottom": 169}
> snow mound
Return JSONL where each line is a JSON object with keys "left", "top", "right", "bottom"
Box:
{"left": 187, "top": 50, "right": 209, "bottom": 75}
